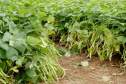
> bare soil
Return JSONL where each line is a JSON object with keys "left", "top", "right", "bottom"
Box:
{"left": 42, "top": 45, "right": 126, "bottom": 84}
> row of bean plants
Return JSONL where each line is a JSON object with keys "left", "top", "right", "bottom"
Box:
{"left": 43, "top": 0, "right": 126, "bottom": 63}
{"left": 0, "top": 0, "right": 65, "bottom": 83}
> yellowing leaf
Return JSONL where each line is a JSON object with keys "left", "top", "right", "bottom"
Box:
{"left": 27, "top": 82, "right": 33, "bottom": 84}
{"left": 89, "top": 66, "right": 95, "bottom": 70}
{"left": 66, "top": 0, "right": 69, "bottom": 3}
{"left": 101, "top": 25, "right": 107, "bottom": 28}
{"left": 13, "top": 69, "right": 19, "bottom": 73}
{"left": 49, "top": 73, "right": 52, "bottom": 77}
{"left": 103, "top": 28, "right": 111, "bottom": 36}
{"left": 113, "top": 44, "right": 120, "bottom": 51}
{"left": 107, "top": 35, "right": 113, "bottom": 40}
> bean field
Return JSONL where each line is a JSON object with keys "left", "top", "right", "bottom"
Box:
{"left": 0, "top": 0, "right": 126, "bottom": 84}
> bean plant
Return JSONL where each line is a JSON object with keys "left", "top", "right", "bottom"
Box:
{"left": 0, "top": 0, "right": 65, "bottom": 83}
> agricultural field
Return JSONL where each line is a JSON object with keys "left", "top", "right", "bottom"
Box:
{"left": 0, "top": 0, "right": 126, "bottom": 84}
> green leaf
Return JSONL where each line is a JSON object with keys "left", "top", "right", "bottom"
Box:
{"left": 99, "top": 55, "right": 104, "bottom": 62}
{"left": 0, "top": 33, "right": 3, "bottom": 39}
{"left": 26, "top": 28, "right": 34, "bottom": 34}
{"left": 0, "top": 40, "right": 2, "bottom": 46}
{"left": 2, "top": 17, "right": 9, "bottom": 22}
{"left": 0, "top": 60, "right": 6, "bottom": 70}
{"left": 73, "top": 21, "right": 80, "bottom": 27}
{"left": 68, "top": 26, "right": 74, "bottom": 32}
{"left": 103, "top": 28, "right": 111, "bottom": 36}
{"left": 13, "top": 41, "right": 26, "bottom": 54}
{"left": 64, "top": 22, "right": 69, "bottom": 27}
{"left": 24, "top": 2, "right": 30, "bottom": 7}
{"left": 58, "top": 48, "right": 67, "bottom": 55}
{"left": 76, "top": 30, "right": 83, "bottom": 34}
{"left": 81, "top": 61, "right": 89, "bottom": 67}
{"left": 72, "top": 63, "right": 79, "bottom": 68}
{"left": 38, "top": 12, "right": 47, "bottom": 17}
{"left": 64, "top": 52, "right": 71, "bottom": 57}
{"left": 6, "top": 47, "right": 18, "bottom": 59}
{"left": 0, "top": 13, "right": 6, "bottom": 16}
{"left": 26, "top": 67, "right": 36, "bottom": 78}
{"left": 6, "top": 60, "right": 13, "bottom": 67}
{"left": 9, "top": 55, "right": 18, "bottom": 61}
{"left": 25, "top": 62, "right": 33, "bottom": 69}
{"left": 16, "top": 57, "right": 25, "bottom": 66}
{"left": 47, "top": 15, "right": 55, "bottom": 23}
{"left": 47, "top": 30, "right": 55, "bottom": 35}
{"left": 12, "top": 17, "right": 18, "bottom": 20}
{"left": 25, "top": 13, "right": 32, "bottom": 17}
{"left": 11, "top": 38, "right": 32, "bottom": 51}
{"left": 73, "top": 52, "right": 78, "bottom": 55}
{"left": 117, "top": 36, "right": 126, "bottom": 43}
{"left": 32, "top": 55, "right": 40, "bottom": 61}
{"left": 113, "top": 44, "right": 120, "bottom": 51}
{"left": 26, "top": 36, "right": 40, "bottom": 46}
{"left": 0, "top": 49, "right": 6, "bottom": 59}
{"left": 2, "top": 32, "right": 11, "bottom": 42}
{"left": 48, "top": 25, "right": 54, "bottom": 30}
{"left": 13, "top": 32, "right": 26, "bottom": 39}
{"left": 19, "top": 9, "right": 27, "bottom": 14}
{"left": 1, "top": 43, "right": 9, "bottom": 50}
{"left": 32, "top": 76, "right": 38, "bottom": 82}
{"left": 47, "top": 76, "right": 54, "bottom": 83}
{"left": 8, "top": 21, "right": 17, "bottom": 33}
{"left": 14, "top": 73, "right": 22, "bottom": 81}
{"left": 44, "top": 23, "right": 54, "bottom": 30}
{"left": 25, "top": 76, "right": 32, "bottom": 81}
{"left": 9, "top": 36, "right": 16, "bottom": 46}
{"left": 21, "top": 72, "right": 27, "bottom": 80}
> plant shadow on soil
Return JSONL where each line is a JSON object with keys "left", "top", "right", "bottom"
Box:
{"left": 41, "top": 45, "right": 126, "bottom": 84}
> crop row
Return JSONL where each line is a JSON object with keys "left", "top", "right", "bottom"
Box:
{"left": 0, "top": 0, "right": 65, "bottom": 83}
{"left": 43, "top": 0, "right": 126, "bottom": 62}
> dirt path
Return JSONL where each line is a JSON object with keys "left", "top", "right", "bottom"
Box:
{"left": 52, "top": 52, "right": 126, "bottom": 84}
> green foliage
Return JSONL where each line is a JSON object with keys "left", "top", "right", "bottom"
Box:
{"left": 42, "top": 0, "right": 126, "bottom": 63}
{"left": 0, "top": 0, "right": 126, "bottom": 83}
{"left": 0, "top": 0, "right": 65, "bottom": 83}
